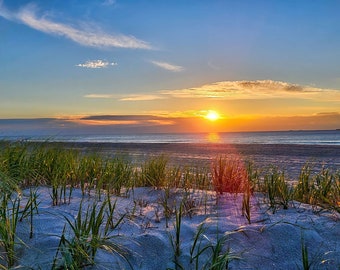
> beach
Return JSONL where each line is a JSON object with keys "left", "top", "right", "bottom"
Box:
{"left": 58, "top": 142, "right": 340, "bottom": 179}
{"left": 15, "top": 187, "right": 340, "bottom": 269}
{"left": 1, "top": 141, "right": 339, "bottom": 269}
{"left": 3, "top": 0, "right": 340, "bottom": 268}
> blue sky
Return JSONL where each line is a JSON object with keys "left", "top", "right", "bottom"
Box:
{"left": 1, "top": 0, "right": 340, "bottom": 134}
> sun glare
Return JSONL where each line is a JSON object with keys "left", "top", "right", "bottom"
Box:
{"left": 205, "top": 110, "right": 219, "bottom": 121}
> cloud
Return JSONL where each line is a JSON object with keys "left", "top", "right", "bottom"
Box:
{"left": 102, "top": 0, "right": 116, "bottom": 6}
{"left": 81, "top": 115, "right": 155, "bottom": 121}
{"left": 225, "top": 112, "right": 340, "bottom": 132}
{"left": 0, "top": 1, "right": 12, "bottom": 20}
{"left": 316, "top": 112, "right": 340, "bottom": 116}
{"left": 84, "top": 94, "right": 115, "bottom": 98}
{"left": 160, "top": 80, "right": 340, "bottom": 101}
{"left": 0, "top": 3, "right": 152, "bottom": 49}
{"left": 63, "top": 114, "right": 175, "bottom": 126}
{"left": 84, "top": 93, "right": 164, "bottom": 101}
{"left": 119, "top": 94, "right": 165, "bottom": 101}
{"left": 84, "top": 80, "right": 340, "bottom": 104}
{"left": 42, "top": 112, "right": 340, "bottom": 132}
{"left": 150, "top": 61, "right": 184, "bottom": 72}
{"left": 76, "top": 60, "right": 117, "bottom": 69}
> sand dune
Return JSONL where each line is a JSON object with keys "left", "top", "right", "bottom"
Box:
{"left": 13, "top": 187, "right": 340, "bottom": 269}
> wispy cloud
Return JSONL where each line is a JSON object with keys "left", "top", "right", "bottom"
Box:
{"left": 84, "top": 94, "right": 115, "bottom": 98}
{"left": 150, "top": 61, "right": 184, "bottom": 72}
{"left": 160, "top": 80, "right": 340, "bottom": 101}
{"left": 84, "top": 80, "right": 340, "bottom": 103}
{"left": 0, "top": 2, "right": 152, "bottom": 49}
{"left": 101, "top": 0, "right": 116, "bottom": 6}
{"left": 84, "top": 93, "right": 164, "bottom": 101}
{"left": 63, "top": 114, "right": 175, "bottom": 126}
{"left": 76, "top": 60, "right": 117, "bottom": 69}
{"left": 0, "top": 0, "right": 12, "bottom": 20}
{"left": 119, "top": 94, "right": 165, "bottom": 101}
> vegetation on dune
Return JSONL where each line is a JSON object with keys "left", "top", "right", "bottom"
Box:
{"left": 211, "top": 157, "right": 248, "bottom": 194}
{"left": 52, "top": 197, "right": 130, "bottom": 269}
{"left": 0, "top": 141, "right": 339, "bottom": 269}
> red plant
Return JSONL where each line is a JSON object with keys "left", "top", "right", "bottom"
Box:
{"left": 211, "top": 156, "right": 248, "bottom": 194}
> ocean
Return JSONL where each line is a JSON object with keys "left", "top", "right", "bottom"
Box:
{"left": 3, "top": 129, "right": 340, "bottom": 145}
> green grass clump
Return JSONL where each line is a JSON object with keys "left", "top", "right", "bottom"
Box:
{"left": 242, "top": 182, "right": 251, "bottom": 224}
{"left": 0, "top": 168, "right": 20, "bottom": 268}
{"left": 19, "top": 187, "right": 40, "bottom": 239}
{"left": 0, "top": 142, "right": 27, "bottom": 179}
{"left": 139, "top": 155, "right": 168, "bottom": 188}
{"left": 0, "top": 193, "right": 20, "bottom": 268}
{"left": 102, "top": 156, "right": 133, "bottom": 196}
{"left": 294, "top": 164, "right": 340, "bottom": 212}
{"left": 53, "top": 197, "right": 129, "bottom": 269}
{"left": 169, "top": 203, "right": 183, "bottom": 269}
{"left": 188, "top": 224, "right": 240, "bottom": 270}
{"left": 263, "top": 167, "right": 293, "bottom": 213}
{"left": 295, "top": 164, "right": 314, "bottom": 205}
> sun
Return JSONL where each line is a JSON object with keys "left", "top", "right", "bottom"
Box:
{"left": 205, "top": 110, "right": 220, "bottom": 121}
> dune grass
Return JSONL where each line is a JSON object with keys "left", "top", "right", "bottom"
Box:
{"left": 0, "top": 193, "right": 20, "bottom": 268}
{"left": 211, "top": 156, "right": 248, "bottom": 194}
{"left": 52, "top": 196, "right": 130, "bottom": 269}
{"left": 0, "top": 141, "right": 339, "bottom": 269}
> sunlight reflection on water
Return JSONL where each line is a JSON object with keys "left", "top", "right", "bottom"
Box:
{"left": 206, "top": 132, "right": 221, "bottom": 143}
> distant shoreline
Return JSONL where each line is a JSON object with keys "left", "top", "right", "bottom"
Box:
{"left": 49, "top": 141, "right": 340, "bottom": 156}
{"left": 46, "top": 142, "right": 340, "bottom": 178}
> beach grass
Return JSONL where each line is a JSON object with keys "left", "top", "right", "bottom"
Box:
{"left": 0, "top": 141, "right": 339, "bottom": 269}
{"left": 263, "top": 167, "right": 293, "bottom": 213}
{"left": 139, "top": 154, "right": 168, "bottom": 188}
{"left": 1, "top": 141, "right": 338, "bottom": 212}
{"left": 0, "top": 193, "right": 20, "bottom": 268}
{"left": 211, "top": 156, "right": 248, "bottom": 194}
{"left": 52, "top": 196, "right": 130, "bottom": 269}
{"left": 168, "top": 203, "right": 183, "bottom": 269}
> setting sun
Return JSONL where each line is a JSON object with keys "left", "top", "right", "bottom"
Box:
{"left": 205, "top": 110, "right": 220, "bottom": 121}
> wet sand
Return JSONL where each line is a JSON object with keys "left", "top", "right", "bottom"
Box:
{"left": 55, "top": 142, "right": 340, "bottom": 178}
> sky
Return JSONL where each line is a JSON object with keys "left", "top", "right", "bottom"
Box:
{"left": 1, "top": 0, "right": 340, "bottom": 135}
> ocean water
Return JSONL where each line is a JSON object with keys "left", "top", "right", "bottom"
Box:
{"left": 4, "top": 130, "right": 340, "bottom": 145}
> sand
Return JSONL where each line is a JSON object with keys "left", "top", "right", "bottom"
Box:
{"left": 58, "top": 142, "right": 340, "bottom": 178}
{"left": 13, "top": 186, "right": 340, "bottom": 269}
{"left": 5, "top": 142, "right": 339, "bottom": 269}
